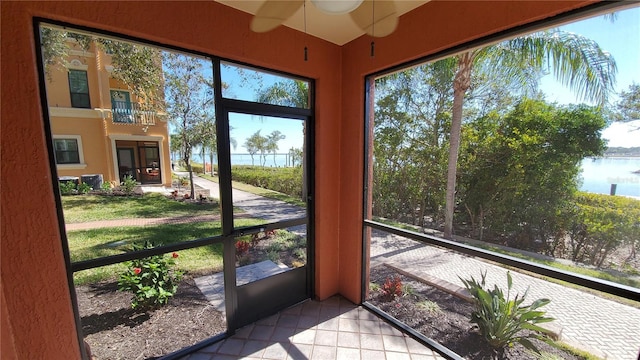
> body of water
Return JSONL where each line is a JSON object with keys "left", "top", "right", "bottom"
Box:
{"left": 189, "top": 153, "right": 294, "bottom": 168}
{"left": 189, "top": 154, "right": 639, "bottom": 196}
{"left": 580, "top": 157, "right": 640, "bottom": 197}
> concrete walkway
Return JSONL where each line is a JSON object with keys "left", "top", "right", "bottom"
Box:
{"left": 370, "top": 230, "right": 640, "bottom": 360}
{"left": 187, "top": 174, "right": 307, "bottom": 223}
{"left": 68, "top": 174, "right": 640, "bottom": 359}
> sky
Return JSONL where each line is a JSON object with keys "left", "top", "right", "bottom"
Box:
{"left": 538, "top": 6, "right": 640, "bottom": 147}
{"left": 173, "top": 5, "right": 640, "bottom": 154}
{"left": 221, "top": 64, "right": 306, "bottom": 155}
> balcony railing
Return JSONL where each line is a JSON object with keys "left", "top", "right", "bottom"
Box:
{"left": 111, "top": 100, "right": 158, "bottom": 125}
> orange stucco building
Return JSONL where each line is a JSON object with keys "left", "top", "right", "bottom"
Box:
{"left": 44, "top": 33, "right": 172, "bottom": 188}
{"left": 1, "top": 1, "right": 602, "bottom": 358}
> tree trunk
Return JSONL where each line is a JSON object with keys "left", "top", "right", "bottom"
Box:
{"left": 209, "top": 149, "right": 215, "bottom": 176}
{"left": 444, "top": 52, "right": 473, "bottom": 239}
{"left": 188, "top": 162, "right": 195, "bottom": 199}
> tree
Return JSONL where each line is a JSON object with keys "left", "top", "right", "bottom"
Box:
{"left": 40, "top": 26, "right": 163, "bottom": 107}
{"left": 170, "top": 133, "right": 184, "bottom": 166}
{"left": 267, "top": 130, "right": 286, "bottom": 166}
{"left": 40, "top": 27, "right": 70, "bottom": 77}
{"left": 100, "top": 39, "right": 164, "bottom": 110}
{"left": 443, "top": 29, "right": 617, "bottom": 239}
{"left": 191, "top": 119, "right": 214, "bottom": 175}
{"left": 256, "top": 80, "right": 309, "bottom": 108}
{"left": 372, "top": 62, "right": 455, "bottom": 225}
{"left": 288, "top": 147, "right": 303, "bottom": 167}
{"left": 164, "top": 53, "right": 214, "bottom": 198}
{"left": 458, "top": 99, "right": 607, "bottom": 252}
{"left": 244, "top": 131, "right": 266, "bottom": 166}
{"left": 612, "top": 83, "right": 640, "bottom": 122}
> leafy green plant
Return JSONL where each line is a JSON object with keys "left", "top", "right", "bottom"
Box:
{"left": 77, "top": 182, "right": 92, "bottom": 194}
{"left": 120, "top": 175, "right": 136, "bottom": 194}
{"left": 369, "top": 282, "right": 381, "bottom": 292}
{"left": 381, "top": 276, "right": 403, "bottom": 301}
{"left": 459, "top": 271, "right": 554, "bottom": 353}
{"left": 402, "top": 283, "right": 415, "bottom": 296}
{"left": 118, "top": 243, "right": 182, "bottom": 309}
{"left": 266, "top": 249, "right": 280, "bottom": 263}
{"left": 59, "top": 181, "right": 76, "bottom": 195}
{"left": 293, "top": 247, "right": 306, "bottom": 261}
{"left": 100, "top": 181, "right": 112, "bottom": 193}
{"left": 417, "top": 300, "right": 441, "bottom": 314}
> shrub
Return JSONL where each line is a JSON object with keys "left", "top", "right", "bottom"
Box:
{"left": 231, "top": 166, "right": 303, "bottom": 199}
{"left": 570, "top": 193, "right": 640, "bottom": 267}
{"left": 120, "top": 175, "right": 136, "bottom": 195}
{"left": 100, "top": 181, "right": 112, "bottom": 193}
{"left": 266, "top": 249, "right": 280, "bottom": 263}
{"left": 59, "top": 181, "right": 76, "bottom": 195}
{"left": 118, "top": 245, "right": 182, "bottom": 309}
{"left": 381, "top": 276, "right": 403, "bottom": 301}
{"left": 77, "top": 182, "right": 92, "bottom": 194}
{"left": 191, "top": 164, "right": 204, "bottom": 174}
{"left": 459, "top": 271, "right": 554, "bottom": 353}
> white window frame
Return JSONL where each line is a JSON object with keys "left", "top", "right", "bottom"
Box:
{"left": 53, "top": 134, "right": 87, "bottom": 169}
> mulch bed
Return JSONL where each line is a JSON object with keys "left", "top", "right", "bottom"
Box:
{"left": 368, "top": 266, "right": 588, "bottom": 360}
{"left": 76, "top": 276, "right": 226, "bottom": 360}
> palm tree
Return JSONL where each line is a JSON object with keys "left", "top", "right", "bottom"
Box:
{"left": 267, "top": 130, "right": 286, "bottom": 166}
{"left": 244, "top": 131, "right": 265, "bottom": 166}
{"left": 443, "top": 29, "right": 617, "bottom": 239}
{"left": 257, "top": 80, "right": 309, "bottom": 108}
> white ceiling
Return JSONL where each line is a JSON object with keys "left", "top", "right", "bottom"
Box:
{"left": 215, "top": 1, "right": 429, "bottom": 45}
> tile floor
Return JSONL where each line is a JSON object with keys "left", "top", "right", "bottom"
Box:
{"left": 179, "top": 296, "right": 446, "bottom": 360}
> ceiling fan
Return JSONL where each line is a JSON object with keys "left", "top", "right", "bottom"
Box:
{"left": 250, "top": 0, "right": 399, "bottom": 38}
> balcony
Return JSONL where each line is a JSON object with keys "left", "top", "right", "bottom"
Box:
{"left": 111, "top": 100, "right": 159, "bottom": 125}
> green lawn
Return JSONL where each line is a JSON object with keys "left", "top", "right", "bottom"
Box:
{"left": 69, "top": 219, "right": 262, "bottom": 285}
{"left": 198, "top": 173, "right": 306, "bottom": 208}
{"left": 61, "top": 193, "right": 219, "bottom": 223}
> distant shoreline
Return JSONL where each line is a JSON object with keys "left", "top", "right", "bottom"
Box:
{"left": 594, "top": 155, "right": 640, "bottom": 159}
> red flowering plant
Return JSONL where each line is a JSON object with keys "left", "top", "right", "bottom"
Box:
{"left": 118, "top": 241, "right": 183, "bottom": 309}
{"left": 235, "top": 240, "right": 251, "bottom": 257}
{"left": 381, "top": 276, "right": 403, "bottom": 302}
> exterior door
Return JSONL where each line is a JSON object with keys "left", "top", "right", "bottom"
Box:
{"left": 219, "top": 110, "right": 312, "bottom": 329}
{"left": 116, "top": 148, "right": 136, "bottom": 182}
{"left": 139, "top": 144, "right": 161, "bottom": 184}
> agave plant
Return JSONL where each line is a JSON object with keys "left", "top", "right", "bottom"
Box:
{"left": 459, "top": 271, "right": 554, "bottom": 354}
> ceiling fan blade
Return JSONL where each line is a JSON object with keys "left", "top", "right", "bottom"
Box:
{"left": 350, "top": 0, "right": 398, "bottom": 37}
{"left": 251, "top": 0, "right": 305, "bottom": 33}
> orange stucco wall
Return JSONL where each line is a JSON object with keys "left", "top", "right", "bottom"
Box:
{"left": 1, "top": 1, "right": 595, "bottom": 358}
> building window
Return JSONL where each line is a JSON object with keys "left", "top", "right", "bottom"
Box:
{"left": 53, "top": 138, "right": 81, "bottom": 164}
{"left": 68, "top": 69, "right": 90, "bottom": 108}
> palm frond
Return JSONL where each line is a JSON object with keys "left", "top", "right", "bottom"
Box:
{"left": 494, "top": 30, "right": 617, "bottom": 106}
